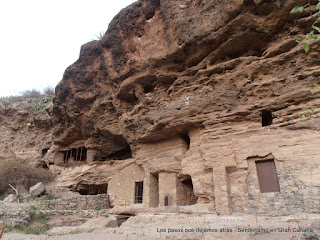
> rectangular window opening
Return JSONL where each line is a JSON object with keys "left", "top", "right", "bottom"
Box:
{"left": 256, "top": 160, "right": 280, "bottom": 193}
{"left": 62, "top": 147, "right": 87, "bottom": 168}
{"left": 135, "top": 181, "right": 143, "bottom": 204}
{"left": 262, "top": 110, "right": 273, "bottom": 127}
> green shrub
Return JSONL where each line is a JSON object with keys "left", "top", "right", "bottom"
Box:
{"left": 14, "top": 224, "right": 49, "bottom": 235}
{"left": 25, "top": 94, "right": 54, "bottom": 113}
{"left": 21, "top": 206, "right": 50, "bottom": 234}
{"left": 95, "top": 30, "right": 105, "bottom": 40}
{"left": 25, "top": 206, "right": 50, "bottom": 222}
{"left": 4, "top": 224, "right": 14, "bottom": 233}
{"left": 0, "top": 87, "right": 55, "bottom": 113}
{"left": 4, "top": 205, "right": 51, "bottom": 234}
{"left": 40, "top": 194, "right": 60, "bottom": 201}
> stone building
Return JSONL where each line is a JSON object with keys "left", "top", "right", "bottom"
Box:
{"left": 47, "top": 0, "right": 320, "bottom": 215}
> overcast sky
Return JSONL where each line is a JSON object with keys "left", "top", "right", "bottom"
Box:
{"left": 0, "top": 0, "right": 137, "bottom": 97}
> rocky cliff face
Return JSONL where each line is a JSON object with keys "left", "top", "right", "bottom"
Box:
{"left": 51, "top": 0, "right": 320, "bottom": 214}
{"left": 53, "top": 0, "right": 320, "bottom": 152}
{"left": 0, "top": 98, "right": 52, "bottom": 167}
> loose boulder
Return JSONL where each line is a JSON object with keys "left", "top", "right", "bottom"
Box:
{"left": 3, "top": 194, "right": 17, "bottom": 203}
{"left": 29, "top": 182, "right": 46, "bottom": 196}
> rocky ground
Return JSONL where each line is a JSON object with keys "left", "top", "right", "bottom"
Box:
{"left": 2, "top": 211, "right": 320, "bottom": 240}
{"left": 0, "top": 91, "right": 53, "bottom": 168}
{"left": 1, "top": 197, "right": 320, "bottom": 240}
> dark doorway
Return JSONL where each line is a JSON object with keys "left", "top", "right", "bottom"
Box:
{"left": 256, "top": 160, "right": 280, "bottom": 193}
{"left": 262, "top": 110, "right": 272, "bottom": 126}
{"left": 179, "top": 175, "right": 198, "bottom": 205}
{"left": 135, "top": 181, "right": 143, "bottom": 204}
{"left": 164, "top": 195, "right": 170, "bottom": 206}
{"left": 77, "top": 183, "right": 108, "bottom": 195}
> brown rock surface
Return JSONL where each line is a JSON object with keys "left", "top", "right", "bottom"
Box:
{"left": 49, "top": 0, "right": 320, "bottom": 214}
{"left": 53, "top": 0, "right": 320, "bottom": 150}
{"left": 0, "top": 99, "right": 52, "bottom": 167}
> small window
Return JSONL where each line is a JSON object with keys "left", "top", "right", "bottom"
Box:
{"left": 262, "top": 110, "right": 273, "bottom": 126}
{"left": 135, "top": 181, "right": 143, "bottom": 204}
{"left": 62, "top": 147, "right": 87, "bottom": 167}
{"left": 164, "top": 195, "right": 170, "bottom": 206}
{"left": 256, "top": 160, "right": 280, "bottom": 193}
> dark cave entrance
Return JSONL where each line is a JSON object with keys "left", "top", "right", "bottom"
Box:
{"left": 41, "top": 148, "right": 50, "bottom": 157}
{"left": 181, "top": 133, "right": 190, "bottom": 150}
{"left": 93, "top": 145, "right": 132, "bottom": 162}
{"left": 76, "top": 183, "right": 108, "bottom": 195}
{"left": 262, "top": 110, "right": 273, "bottom": 127}
{"left": 179, "top": 175, "right": 198, "bottom": 206}
{"left": 105, "top": 145, "right": 132, "bottom": 160}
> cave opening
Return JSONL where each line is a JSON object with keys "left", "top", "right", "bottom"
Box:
{"left": 96, "top": 145, "right": 132, "bottom": 161}
{"left": 41, "top": 148, "right": 50, "bottom": 157}
{"left": 262, "top": 110, "right": 273, "bottom": 127}
{"left": 179, "top": 175, "right": 198, "bottom": 206}
{"left": 36, "top": 160, "right": 49, "bottom": 170}
{"left": 76, "top": 183, "right": 108, "bottom": 195}
{"left": 181, "top": 133, "right": 190, "bottom": 150}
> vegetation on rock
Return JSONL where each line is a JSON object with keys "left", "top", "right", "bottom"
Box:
{"left": 40, "top": 194, "right": 60, "bottom": 201}
{"left": 5, "top": 205, "right": 50, "bottom": 235}
{"left": 0, "top": 87, "right": 54, "bottom": 113}
{"left": 291, "top": 1, "right": 320, "bottom": 122}
{"left": 291, "top": 0, "right": 320, "bottom": 51}
{"left": 0, "top": 159, "right": 53, "bottom": 195}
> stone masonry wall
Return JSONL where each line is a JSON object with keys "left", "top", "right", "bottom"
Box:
{"left": 246, "top": 158, "right": 320, "bottom": 215}
{"left": 198, "top": 127, "right": 320, "bottom": 215}
{"left": 0, "top": 202, "right": 30, "bottom": 226}
{"left": 42, "top": 194, "right": 109, "bottom": 210}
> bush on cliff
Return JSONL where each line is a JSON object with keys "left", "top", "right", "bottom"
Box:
{"left": 291, "top": 1, "right": 320, "bottom": 52}
{"left": 0, "top": 159, "right": 53, "bottom": 195}
{"left": 0, "top": 87, "right": 54, "bottom": 113}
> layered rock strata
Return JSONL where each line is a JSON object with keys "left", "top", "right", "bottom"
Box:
{"left": 50, "top": 0, "right": 320, "bottom": 215}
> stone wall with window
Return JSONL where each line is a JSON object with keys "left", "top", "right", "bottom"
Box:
{"left": 107, "top": 163, "right": 145, "bottom": 207}
{"left": 199, "top": 128, "right": 320, "bottom": 215}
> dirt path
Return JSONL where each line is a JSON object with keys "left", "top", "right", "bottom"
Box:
{"left": 2, "top": 213, "right": 320, "bottom": 240}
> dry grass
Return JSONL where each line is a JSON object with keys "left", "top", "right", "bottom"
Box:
{"left": 0, "top": 159, "right": 53, "bottom": 195}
